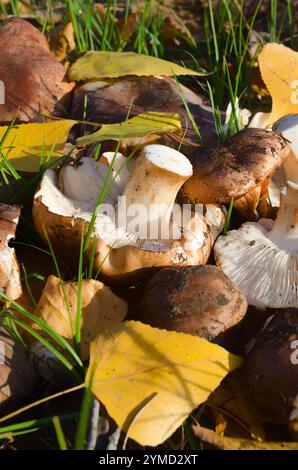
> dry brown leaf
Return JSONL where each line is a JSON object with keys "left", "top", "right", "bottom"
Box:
{"left": 48, "top": 22, "right": 76, "bottom": 61}
{"left": 0, "top": 18, "right": 73, "bottom": 122}
{"left": 35, "top": 275, "right": 127, "bottom": 359}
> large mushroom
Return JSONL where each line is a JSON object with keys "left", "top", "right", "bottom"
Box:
{"left": 214, "top": 179, "right": 298, "bottom": 309}
{"left": 0, "top": 18, "right": 73, "bottom": 122}
{"left": 0, "top": 204, "right": 22, "bottom": 300}
{"left": 33, "top": 144, "right": 225, "bottom": 284}
{"left": 179, "top": 128, "right": 289, "bottom": 219}
{"left": 139, "top": 265, "right": 247, "bottom": 344}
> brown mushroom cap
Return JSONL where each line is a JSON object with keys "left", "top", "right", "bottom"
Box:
{"left": 0, "top": 18, "right": 73, "bottom": 122}
{"left": 240, "top": 309, "right": 298, "bottom": 436}
{"left": 139, "top": 265, "right": 247, "bottom": 342}
{"left": 179, "top": 128, "right": 289, "bottom": 205}
{"left": 0, "top": 331, "right": 38, "bottom": 407}
{"left": 71, "top": 76, "right": 218, "bottom": 153}
{"left": 0, "top": 203, "right": 22, "bottom": 300}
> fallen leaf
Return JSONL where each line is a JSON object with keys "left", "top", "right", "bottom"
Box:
{"left": 68, "top": 50, "right": 203, "bottom": 81}
{"left": 48, "top": 22, "right": 76, "bottom": 61}
{"left": 35, "top": 275, "right": 127, "bottom": 360}
{"left": 0, "top": 119, "right": 76, "bottom": 172}
{"left": 76, "top": 112, "right": 182, "bottom": 145}
{"left": 0, "top": 18, "right": 73, "bottom": 122}
{"left": 259, "top": 43, "right": 298, "bottom": 126}
{"left": 192, "top": 425, "right": 298, "bottom": 450}
{"left": 87, "top": 320, "right": 242, "bottom": 446}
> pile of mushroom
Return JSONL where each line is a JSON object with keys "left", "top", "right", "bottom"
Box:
{"left": 1, "top": 16, "right": 298, "bottom": 439}
{"left": 33, "top": 144, "right": 225, "bottom": 284}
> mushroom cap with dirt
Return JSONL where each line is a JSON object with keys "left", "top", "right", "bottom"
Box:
{"left": 139, "top": 265, "right": 247, "bottom": 344}
{"left": 179, "top": 128, "right": 289, "bottom": 219}
{"left": 214, "top": 180, "right": 298, "bottom": 309}
{"left": 240, "top": 309, "right": 298, "bottom": 438}
{"left": 0, "top": 18, "right": 73, "bottom": 122}
{"left": 0, "top": 204, "right": 22, "bottom": 300}
{"left": 33, "top": 145, "right": 225, "bottom": 284}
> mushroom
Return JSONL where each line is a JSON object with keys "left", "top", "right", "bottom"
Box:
{"left": 0, "top": 331, "right": 38, "bottom": 407}
{"left": 0, "top": 18, "right": 73, "bottom": 122}
{"left": 139, "top": 265, "right": 247, "bottom": 344}
{"left": 240, "top": 309, "right": 298, "bottom": 437}
{"left": 179, "top": 128, "right": 289, "bottom": 220}
{"left": 70, "top": 76, "right": 219, "bottom": 154}
{"left": 0, "top": 204, "right": 22, "bottom": 300}
{"left": 273, "top": 114, "right": 298, "bottom": 184}
{"left": 214, "top": 179, "right": 298, "bottom": 309}
{"left": 33, "top": 145, "right": 225, "bottom": 284}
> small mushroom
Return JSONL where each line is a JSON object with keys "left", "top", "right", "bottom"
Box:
{"left": 240, "top": 309, "right": 298, "bottom": 437}
{"left": 33, "top": 145, "right": 225, "bottom": 284}
{"left": 0, "top": 18, "right": 73, "bottom": 122}
{"left": 0, "top": 331, "right": 38, "bottom": 407}
{"left": 139, "top": 265, "right": 247, "bottom": 343}
{"left": 215, "top": 180, "right": 298, "bottom": 309}
{"left": 179, "top": 128, "right": 289, "bottom": 219}
{"left": 0, "top": 204, "right": 21, "bottom": 300}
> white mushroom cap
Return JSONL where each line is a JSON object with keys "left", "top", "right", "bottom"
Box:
{"left": 215, "top": 182, "right": 298, "bottom": 309}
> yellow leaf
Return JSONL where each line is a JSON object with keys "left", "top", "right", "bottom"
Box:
{"left": 87, "top": 321, "right": 242, "bottom": 447}
{"left": 192, "top": 425, "right": 298, "bottom": 450}
{"left": 76, "top": 112, "right": 182, "bottom": 145}
{"left": 68, "top": 51, "right": 203, "bottom": 81}
{"left": 0, "top": 120, "right": 76, "bottom": 172}
{"left": 258, "top": 43, "right": 298, "bottom": 126}
{"left": 48, "top": 22, "right": 76, "bottom": 61}
{"left": 34, "top": 276, "right": 127, "bottom": 360}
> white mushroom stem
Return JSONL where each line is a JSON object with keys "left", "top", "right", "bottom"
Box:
{"left": 268, "top": 182, "right": 298, "bottom": 249}
{"left": 117, "top": 145, "right": 193, "bottom": 239}
{"left": 273, "top": 114, "right": 298, "bottom": 184}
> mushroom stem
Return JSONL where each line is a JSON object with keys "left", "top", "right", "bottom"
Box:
{"left": 269, "top": 182, "right": 298, "bottom": 249}
{"left": 117, "top": 145, "right": 192, "bottom": 239}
